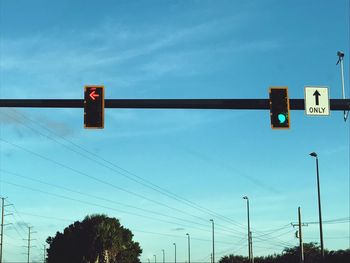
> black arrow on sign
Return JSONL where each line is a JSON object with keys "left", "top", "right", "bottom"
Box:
{"left": 313, "top": 90, "right": 321, "bottom": 105}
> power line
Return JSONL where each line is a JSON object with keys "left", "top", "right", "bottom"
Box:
{"left": 0, "top": 138, "right": 216, "bottom": 225}
{"left": 0, "top": 139, "right": 300, "bottom": 255}
{"left": 0, "top": 169, "right": 241, "bottom": 236}
{"left": 6, "top": 109, "right": 307, "bottom": 243}
{"left": 133, "top": 229, "right": 235, "bottom": 245}
{"left": 0, "top": 136, "right": 251, "bottom": 238}
{"left": 3, "top": 110, "right": 248, "bottom": 231}
{"left": 304, "top": 217, "right": 350, "bottom": 225}
{"left": 5, "top": 109, "right": 340, "bottom": 256}
{"left": 1, "top": 179, "right": 228, "bottom": 234}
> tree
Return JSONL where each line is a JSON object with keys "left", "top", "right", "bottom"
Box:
{"left": 326, "top": 249, "right": 350, "bottom": 263}
{"left": 46, "top": 214, "right": 142, "bottom": 263}
{"left": 219, "top": 243, "right": 350, "bottom": 263}
{"left": 219, "top": 255, "right": 249, "bottom": 263}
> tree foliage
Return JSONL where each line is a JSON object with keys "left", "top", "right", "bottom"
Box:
{"left": 46, "top": 214, "right": 142, "bottom": 263}
{"left": 219, "top": 243, "right": 350, "bottom": 263}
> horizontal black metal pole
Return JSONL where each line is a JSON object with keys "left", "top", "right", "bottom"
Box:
{"left": 0, "top": 99, "right": 349, "bottom": 110}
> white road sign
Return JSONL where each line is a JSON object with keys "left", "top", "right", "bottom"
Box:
{"left": 304, "top": 87, "right": 330, "bottom": 116}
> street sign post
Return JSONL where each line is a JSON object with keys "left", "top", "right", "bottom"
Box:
{"left": 304, "top": 87, "right": 330, "bottom": 116}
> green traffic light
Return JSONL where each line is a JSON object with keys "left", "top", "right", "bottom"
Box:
{"left": 278, "top": 113, "right": 287, "bottom": 124}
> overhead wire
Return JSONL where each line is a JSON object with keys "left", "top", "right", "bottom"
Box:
{"left": 253, "top": 224, "right": 292, "bottom": 238}
{"left": 1, "top": 110, "right": 314, "bottom": 252}
{"left": 8, "top": 109, "right": 305, "bottom": 244}
{"left": 0, "top": 136, "right": 249, "bottom": 238}
{"left": 133, "top": 228, "right": 234, "bottom": 245}
{"left": 4, "top": 110, "right": 249, "bottom": 230}
{"left": 253, "top": 228, "right": 296, "bottom": 249}
{"left": 0, "top": 168, "right": 242, "bottom": 237}
{"left": 1, "top": 179, "right": 217, "bottom": 233}
{"left": 304, "top": 217, "right": 350, "bottom": 225}
{"left": 2, "top": 199, "right": 44, "bottom": 260}
{"left": 0, "top": 138, "right": 220, "bottom": 226}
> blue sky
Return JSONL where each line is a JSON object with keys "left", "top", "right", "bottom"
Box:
{"left": 0, "top": 0, "right": 349, "bottom": 262}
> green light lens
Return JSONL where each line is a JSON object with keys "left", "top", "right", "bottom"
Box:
{"left": 278, "top": 113, "right": 287, "bottom": 124}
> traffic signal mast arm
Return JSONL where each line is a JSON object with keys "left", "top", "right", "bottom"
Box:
{"left": 0, "top": 98, "right": 349, "bottom": 110}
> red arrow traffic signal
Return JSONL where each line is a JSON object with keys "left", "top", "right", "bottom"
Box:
{"left": 84, "top": 86, "right": 104, "bottom": 129}
{"left": 89, "top": 90, "right": 100, "bottom": 100}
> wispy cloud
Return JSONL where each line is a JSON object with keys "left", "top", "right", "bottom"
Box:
{"left": 0, "top": 108, "right": 75, "bottom": 138}
{"left": 1, "top": 16, "right": 281, "bottom": 98}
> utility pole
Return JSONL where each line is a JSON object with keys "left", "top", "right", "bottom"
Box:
{"left": 173, "top": 243, "right": 176, "bottom": 263}
{"left": 210, "top": 219, "right": 215, "bottom": 263}
{"left": 43, "top": 244, "right": 46, "bottom": 263}
{"left": 243, "top": 196, "right": 253, "bottom": 263}
{"left": 27, "top": 227, "right": 31, "bottom": 263}
{"left": 0, "top": 198, "right": 4, "bottom": 263}
{"left": 291, "top": 208, "right": 308, "bottom": 263}
{"left": 0, "top": 197, "right": 12, "bottom": 263}
{"left": 23, "top": 226, "right": 36, "bottom": 263}
{"left": 250, "top": 231, "right": 254, "bottom": 263}
{"left": 186, "top": 233, "right": 191, "bottom": 263}
{"left": 298, "top": 207, "right": 304, "bottom": 263}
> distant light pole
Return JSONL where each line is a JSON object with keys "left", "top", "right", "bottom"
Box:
{"left": 309, "top": 152, "right": 325, "bottom": 261}
{"left": 210, "top": 219, "right": 215, "bottom": 263}
{"left": 147, "top": 259, "right": 150, "bottom": 263}
{"left": 153, "top": 254, "right": 157, "bottom": 263}
{"left": 173, "top": 243, "right": 177, "bottom": 263}
{"left": 243, "top": 196, "right": 253, "bottom": 263}
{"left": 186, "top": 233, "right": 191, "bottom": 263}
{"left": 161, "top": 249, "right": 165, "bottom": 263}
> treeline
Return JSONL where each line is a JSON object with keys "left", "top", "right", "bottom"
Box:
{"left": 219, "top": 243, "right": 350, "bottom": 263}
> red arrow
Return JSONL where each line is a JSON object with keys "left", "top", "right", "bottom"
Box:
{"left": 89, "top": 90, "right": 99, "bottom": 100}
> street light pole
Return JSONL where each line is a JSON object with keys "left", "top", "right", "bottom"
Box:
{"left": 173, "top": 243, "right": 177, "bottom": 263}
{"left": 153, "top": 254, "right": 157, "bottom": 263}
{"left": 186, "top": 233, "right": 191, "bottom": 263}
{"left": 310, "top": 152, "right": 325, "bottom": 261}
{"left": 243, "top": 196, "right": 252, "bottom": 263}
{"left": 210, "top": 219, "right": 215, "bottom": 263}
{"left": 161, "top": 249, "right": 165, "bottom": 263}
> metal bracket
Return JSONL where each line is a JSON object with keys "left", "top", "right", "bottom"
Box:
{"left": 337, "top": 51, "right": 349, "bottom": 121}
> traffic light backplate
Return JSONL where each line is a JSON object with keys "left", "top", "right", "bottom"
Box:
{"left": 269, "top": 87, "right": 290, "bottom": 129}
{"left": 84, "top": 86, "right": 104, "bottom": 129}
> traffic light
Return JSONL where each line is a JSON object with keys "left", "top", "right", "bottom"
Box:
{"left": 84, "top": 86, "right": 104, "bottom": 129}
{"left": 269, "top": 87, "right": 290, "bottom": 129}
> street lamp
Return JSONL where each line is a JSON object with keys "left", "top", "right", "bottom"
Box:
{"left": 153, "top": 254, "right": 157, "bottom": 263}
{"left": 161, "top": 249, "right": 165, "bottom": 263}
{"left": 309, "top": 152, "right": 325, "bottom": 261}
{"left": 210, "top": 219, "right": 215, "bottom": 263}
{"left": 243, "top": 196, "right": 253, "bottom": 263}
{"left": 186, "top": 233, "right": 191, "bottom": 263}
{"left": 173, "top": 243, "right": 177, "bottom": 263}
